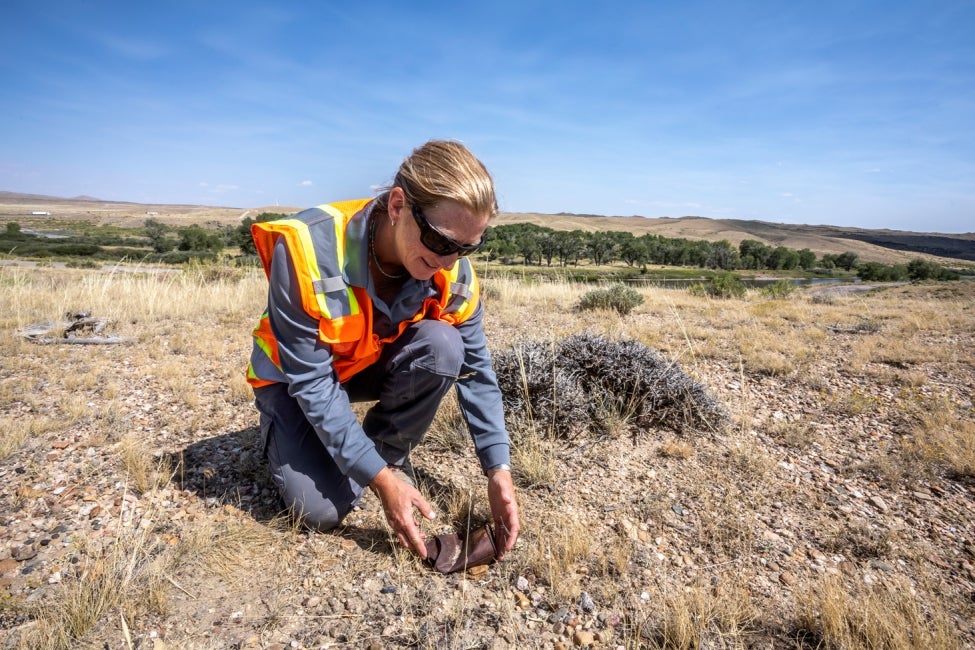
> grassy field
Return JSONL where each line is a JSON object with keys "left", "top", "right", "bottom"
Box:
{"left": 1, "top": 262, "right": 973, "bottom": 649}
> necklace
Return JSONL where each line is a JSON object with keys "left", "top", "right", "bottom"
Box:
{"left": 369, "top": 216, "right": 406, "bottom": 280}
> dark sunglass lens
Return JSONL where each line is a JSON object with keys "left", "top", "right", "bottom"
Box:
{"left": 425, "top": 232, "right": 459, "bottom": 256}
{"left": 413, "top": 203, "right": 481, "bottom": 256}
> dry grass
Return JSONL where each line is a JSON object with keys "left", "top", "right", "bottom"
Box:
{"left": 119, "top": 435, "right": 173, "bottom": 494}
{"left": 796, "top": 575, "right": 958, "bottom": 650}
{"left": 19, "top": 512, "right": 169, "bottom": 649}
{"left": 898, "top": 391, "right": 975, "bottom": 481}
{"left": 637, "top": 580, "right": 758, "bottom": 650}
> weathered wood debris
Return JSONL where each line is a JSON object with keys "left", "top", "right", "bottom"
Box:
{"left": 20, "top": 311, "right": 128, "bottom": 344}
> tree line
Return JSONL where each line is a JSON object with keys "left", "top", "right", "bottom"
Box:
{"left": 480, "top": 223, "right": 861, "bottom": 272}
{"left": 1, "top": 216, "right": 963, "bottom": 281}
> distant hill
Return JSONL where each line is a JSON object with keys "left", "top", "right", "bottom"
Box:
{"left": 1, "top": 191, "right": 973, "bottom": 266}
{"left": 495, "top": 212, "right": 975, "bottom": 265}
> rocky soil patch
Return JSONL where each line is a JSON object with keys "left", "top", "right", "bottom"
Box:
{"left": 1, "top": 279, "right": 974, "bottom": 649}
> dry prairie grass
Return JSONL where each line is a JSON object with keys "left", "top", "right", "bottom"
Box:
{"left": 2, "top": 266, "right": 974, "bottom": 649}
{"left": 797, "top": 575, "right": 958, "bottom": 649}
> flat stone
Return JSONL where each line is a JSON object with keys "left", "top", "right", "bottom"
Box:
{"left": 11, "top": 546, "right": 37, "bottom": 562}
{"left": 573, "top": 630, "right": 595, "bottom": 646}
{"left": 779, "top": 571, "right": 797, "bottom": 586}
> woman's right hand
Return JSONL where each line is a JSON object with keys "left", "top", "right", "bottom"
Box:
{"left": 370, "top": 467, "right": 437, "bottom": 558}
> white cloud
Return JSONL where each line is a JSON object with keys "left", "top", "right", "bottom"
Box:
{"left": 299, "top": 180, "right": 313, "bottom": 186}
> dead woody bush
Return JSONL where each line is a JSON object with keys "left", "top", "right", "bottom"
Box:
{"left": 493, "top": 333, "right": 729, "bottom": 439}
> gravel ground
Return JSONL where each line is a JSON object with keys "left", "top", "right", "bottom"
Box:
{"left": 1, "top": 280, "right": 974, "bottom": 649}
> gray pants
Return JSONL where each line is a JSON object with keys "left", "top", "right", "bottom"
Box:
{"left": 254, "top": 320, "right": 464, "bottom": 530}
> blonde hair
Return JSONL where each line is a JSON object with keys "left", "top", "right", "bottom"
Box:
{"left": 378, "top": 140, "right": 497, "bottom": 218}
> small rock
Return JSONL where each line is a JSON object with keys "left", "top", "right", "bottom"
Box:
{"left": 303, "top": 596, "right": 322, "bottom": 608}
{"left": 12, "top": 546, "right": 37, "bottom": 562}
{"left": 779, "top": 572, "right": 797, "bottom": 586}
{"left": 516, "top": 575, "right": 529, "bottom": 591}
{"left": 578, "top": 591, "right": 595, "bottom": 613}
{"left": 869, "top": 496, "right": 889, "bottom": 511}
{"left": 468, "top": 564, "right": 489, "bottom": 577}
{"left": 573, "top": 630, "right": 595, "bottom": 646}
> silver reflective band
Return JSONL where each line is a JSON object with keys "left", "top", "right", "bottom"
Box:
{"left": 486, "top": 463, "right": 511, "bottom": 475}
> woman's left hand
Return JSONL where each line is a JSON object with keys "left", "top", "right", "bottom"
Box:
{"left": 486, "top": 469, "right": 520, "bottom": 560}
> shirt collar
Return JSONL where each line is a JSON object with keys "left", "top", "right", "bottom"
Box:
{"left": 343, "top": 200, "right": 371, "bottom": 288}
{"left": 343, "top": 195, "right": 439, "bottom": 316}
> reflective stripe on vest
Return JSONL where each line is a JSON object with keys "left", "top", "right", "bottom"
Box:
{"left": 247, "top": 199, "right": 480, "bottom": 386}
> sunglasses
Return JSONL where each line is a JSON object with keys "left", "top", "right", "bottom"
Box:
{"left": 411, "top": 203, "right": 484, "bottom": 257}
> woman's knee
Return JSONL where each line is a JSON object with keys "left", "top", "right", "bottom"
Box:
{"left": 407, "top": 320, "right": 464, "bottom": 377}
{"left": 276, "top": 483, "right": 347, "bottom": 531}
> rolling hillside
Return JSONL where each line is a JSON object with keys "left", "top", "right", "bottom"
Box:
{"left": 2, "top": 192, "right": 973, "bottom": 266}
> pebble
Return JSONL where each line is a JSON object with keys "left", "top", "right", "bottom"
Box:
{"left": 869, "top": 495, "right": 889, "bottom": 511}
{"left": 573, "top": 630, "right": 595, "bottom": 646}
{"left": 779, "top": 572, "right": 797, "bottom": 586}
{"left": 578, "top": 591, "right": 595, "bottom": 613}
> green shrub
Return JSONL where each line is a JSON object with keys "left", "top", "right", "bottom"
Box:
{"left": 578, "top": 283, "right": 645, "bottom": 315}
{"left": 688, "top": 273, "right": 746, "bottom": 299}
{"left": 759, "top": 279, "right": 796, "bottom": 299}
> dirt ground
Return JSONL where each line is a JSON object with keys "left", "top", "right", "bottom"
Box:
{"left": 1, "top": 272, "right": 974, "bottom": 649}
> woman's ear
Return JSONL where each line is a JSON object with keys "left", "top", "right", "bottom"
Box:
{"left": 388, "top": 186, "right": 407, "bottom": 221}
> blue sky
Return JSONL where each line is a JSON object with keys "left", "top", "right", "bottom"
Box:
{"left": 2, "top": 1, "right": 973, "bottom": 233}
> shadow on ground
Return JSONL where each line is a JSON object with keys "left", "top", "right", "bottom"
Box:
{"left": 169, "top": 427, "right": 453, "bottom": 556}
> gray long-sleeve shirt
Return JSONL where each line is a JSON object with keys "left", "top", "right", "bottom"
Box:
{"left": 249, "top": 200, "right": 511, "bottom": 487}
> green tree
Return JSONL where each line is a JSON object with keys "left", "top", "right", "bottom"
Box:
{"left": 739, "top": 240, "right": 772, "bottom": 269}
{"left": 586, "top": 232, "right": 617, "bottom": 266}
{"left": 178, "top": 225, "right": 225, "bottom": 252}
{"left": 834, "top": 252, "right": 859, "bottom": 271}
{"left": 619, "top": 237, "right": 649, "bottom": 267}
{"left": 797, "top": 248, "right": 817, "bottom": 270}
{"left": 706, "top": 240, "right": 739, "bottom": 270}
{"left": 144, "top": 218, "right": 176, "bottom": 253}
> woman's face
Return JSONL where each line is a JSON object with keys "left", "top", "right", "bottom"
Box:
{"left": 388, "top": 187, "right": 490, "bottom": 281}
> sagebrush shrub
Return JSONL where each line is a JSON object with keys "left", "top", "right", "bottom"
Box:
{"left": 493, "top": 333, "right": 729, "bottom": 439}
{"left": 689, "top": 273, "right": 746, "bottom": 299}
{"left": 759, "top": 279, "right": 796, "bottom": 299}
{"left": 577, "top": 283, "right": 644, "bottom": 315}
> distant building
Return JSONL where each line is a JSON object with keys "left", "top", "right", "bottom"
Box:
{"left": 146, "top": 211, "right": 159, "bottom": 215}
{"left": 31, "top": 211, "right": 51, "bottom": 216}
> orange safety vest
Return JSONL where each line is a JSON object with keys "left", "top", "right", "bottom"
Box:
{"left": 246, "top": 199, "right": 480, "bottom": 387}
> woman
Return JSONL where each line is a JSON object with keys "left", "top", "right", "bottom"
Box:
{"left": 246, "top": 140, "right": 520, "bottom": 561}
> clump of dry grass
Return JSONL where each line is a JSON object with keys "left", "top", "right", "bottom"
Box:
{"left": 659, "top": 438, "right": 695, "bottom": 459}
{"left": 636, "top": 580, "right": 758, "bottom": 650}
{"left": 897, "top": 392, "right": 975, "bottom": 481}
{"left": 119, "top": 435, "right": 173, "bottom": 494}
{"left": 0, "top": 414, "right": 59, "bottom": 460}
{"left": 520, "top": 512, "right": 593, "bottom": 601}
{"left": 19, "top": 517, "right": 169, "bottom": 649}
{"left": 796, "top": 575, "right": 957, "bottom": 649}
